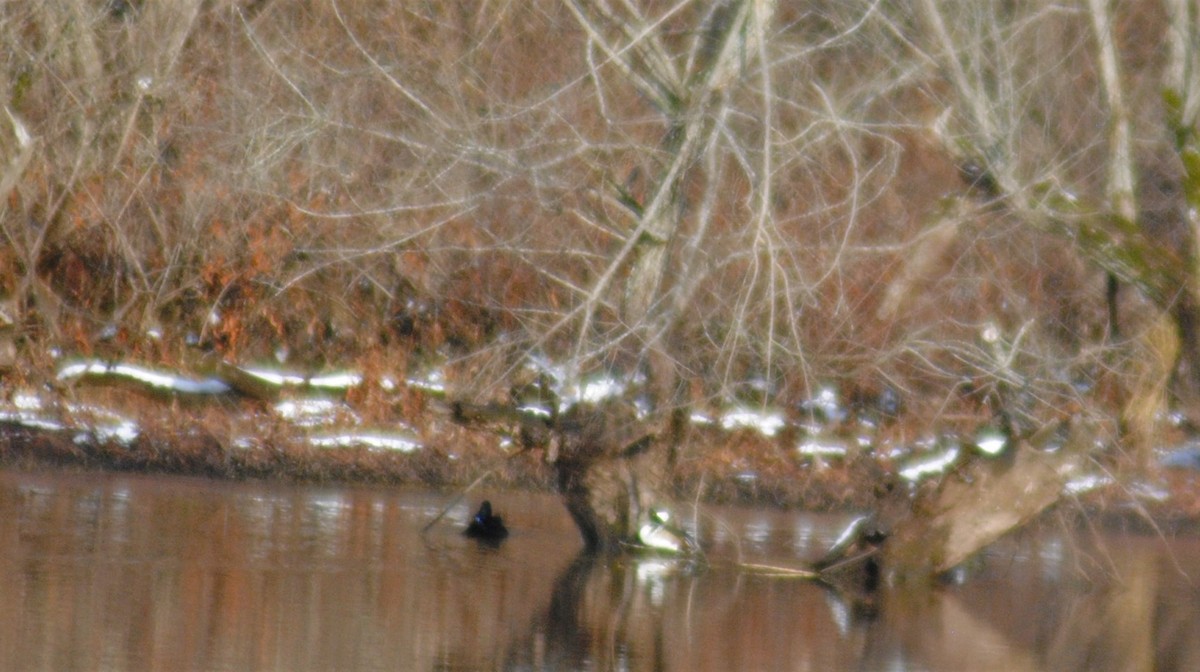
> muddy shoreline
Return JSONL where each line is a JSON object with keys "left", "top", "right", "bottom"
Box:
{"left": 0, "top": 408, "right": 885, "bottom": 510}
{"left": 5, "top": 399, "right": 1200, "bottom": 538}
{"left": 4, "top": 354, "right": 1200, "bottom": 537}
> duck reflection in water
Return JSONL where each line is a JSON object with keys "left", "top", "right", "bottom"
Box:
{"left": 464, "top": 500, "right": 509, "bottom": 542}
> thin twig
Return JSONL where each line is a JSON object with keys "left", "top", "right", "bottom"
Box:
{"left": 420, "top": 467, "right": 499, "bottom": 534}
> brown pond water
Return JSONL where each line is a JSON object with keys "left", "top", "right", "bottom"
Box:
{"left": 1, "top": 469, "right": 1198, "bottom": 672}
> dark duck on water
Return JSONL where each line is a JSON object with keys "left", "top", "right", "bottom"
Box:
{"left": 465, "top": 500, "right": 509, "bottom": 541}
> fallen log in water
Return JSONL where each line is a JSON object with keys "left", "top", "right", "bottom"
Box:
{"left": 818, "top": 418, "right": 1094, "bottom": 587}
{"left": 883, "top": 433, "right": 1089, "bottom": 579}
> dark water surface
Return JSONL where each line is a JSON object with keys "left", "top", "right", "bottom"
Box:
{"left": 2, "top": 469, "right": 1199, "bottom": 671}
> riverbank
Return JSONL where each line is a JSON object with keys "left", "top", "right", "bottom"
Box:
{"left": 3, "top": 355, "right": 1200, "bottom": 530}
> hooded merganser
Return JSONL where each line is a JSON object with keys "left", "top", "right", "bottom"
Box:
{"left": 636, "top": 508, "right": 695, "bottom": 553}
{"left": 465, "top": 500, "right": 509, "bottom": 541}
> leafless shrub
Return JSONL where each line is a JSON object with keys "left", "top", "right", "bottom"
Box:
{"left": 3, "top": 0, "right": 1198, "bottom": 449}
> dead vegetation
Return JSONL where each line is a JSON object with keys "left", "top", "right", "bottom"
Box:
{"left": 1, "top": 1, "right": 1200, "bottom": 527}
